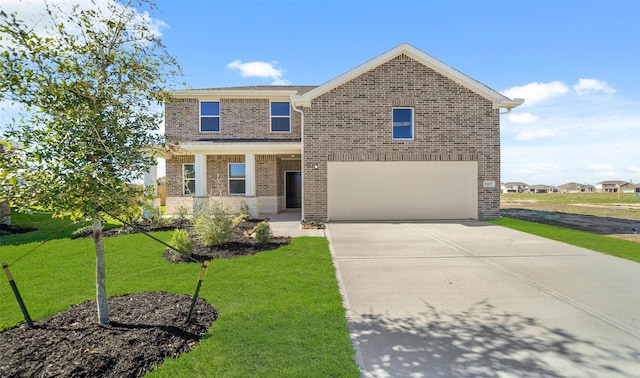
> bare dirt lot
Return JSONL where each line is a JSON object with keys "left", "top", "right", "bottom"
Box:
{"left": 501, "top": 198, "right": 640, "bottom": 242}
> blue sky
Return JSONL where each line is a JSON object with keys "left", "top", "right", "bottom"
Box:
{"left": 2, "top": 0, "right": 640, "bottom": 186}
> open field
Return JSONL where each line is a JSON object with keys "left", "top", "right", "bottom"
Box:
{"left": 501, "top": 193, "right": 640, "bottom": 242}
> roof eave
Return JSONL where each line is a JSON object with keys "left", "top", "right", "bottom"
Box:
{"left": 171, "top": 89, "right": 301, "bottom": 98}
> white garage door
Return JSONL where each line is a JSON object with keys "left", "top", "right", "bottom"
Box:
{"left": 327, "top": 161, "right": 478, "bottom": 221}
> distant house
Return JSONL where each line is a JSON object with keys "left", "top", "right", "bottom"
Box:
{"left": 502, "top": 182, "right": 529, "bottom": 193}
{"left": 595, "top": 180, "right": 633, "bottom": 193}
{"left": 557, "top": 182, "right": 595, "bottom": 193}
{"left": 529, "top": 184, "right": 557, "bottom": 193}
{"left": 619, "top": 182, "right": 638, "bottom": 193}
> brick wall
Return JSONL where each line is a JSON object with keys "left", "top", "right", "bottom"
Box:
{"left": 303, "top": 54, "right": 500, "bottom": 221}
{"left": 256, "top": 155, "right": 277, "bottom": 196}
{"left": 165, "top": 98, "right": 302, "bottom": 142}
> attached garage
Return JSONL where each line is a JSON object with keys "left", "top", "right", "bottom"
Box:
{"left": 327, "top": 161, "right": 478, "bottom": 221}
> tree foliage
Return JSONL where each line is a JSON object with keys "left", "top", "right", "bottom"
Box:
{"left": 0, "top": 0, "right": 180, "bottom": 324}
{"left": 0, "top": 0, "right": 179, "bottom": 220}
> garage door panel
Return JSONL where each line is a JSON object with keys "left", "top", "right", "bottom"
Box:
{"left": 328, "top": 161, "right": 478, "bottom": 221}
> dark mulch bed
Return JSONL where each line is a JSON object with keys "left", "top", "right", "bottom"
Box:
{"left": 1, "top": 219, "right": 288, "bottom": 376}
{"left": 164, "top": 219, "right": 291, "bottom": 263}
{"left": 0, "top": 223, "right": 37, "bottom": 235}
{"left": 0, "top": 292, "right": 217, "bottom": 378}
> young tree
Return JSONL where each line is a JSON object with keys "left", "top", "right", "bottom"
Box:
{"left": 0, "top": 0, "right": 180, "bottom": 324}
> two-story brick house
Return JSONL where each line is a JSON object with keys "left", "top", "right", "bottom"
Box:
{"left": 163, "top": 43, "right": 523, "bottom": 221}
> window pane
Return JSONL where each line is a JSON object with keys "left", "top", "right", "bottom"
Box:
{"left": 184, "top": 164, "right": 195, "bottom": 179}
{"left": 201, "top": 117, "right": 220, "bottom": 132}
{"left": 201, "top": 101, "right": 219, "bottom": 116}
{"left": 229, "top": 180, "right": 246, "bottom": 194}
{"left": 271, "top": 117, "right": 291, "bottom": 132}
{"left": 393, "top": 108, "right": 412, "bottom": 125}
{"left": 271, "top": 102, "right": 290, "bottom": 116}
{"left": 229, "top": 163, "right": 245, "bottom": 178}
{"left": 393, "top": 125, "right": 413, "bottom": 139}
{"left": 184, "top": 180, "right": 195, "bottom": 195}
{"left": 392, "top": 108, "right": 413, "bottom": 139}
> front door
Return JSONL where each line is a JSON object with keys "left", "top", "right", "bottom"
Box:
{"left": 285, "top": 171, "right": 302, "bottom": 208}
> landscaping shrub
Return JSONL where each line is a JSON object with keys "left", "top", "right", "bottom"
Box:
{"left": 168, "top": 229, "right": 193, "bottom": 255}
{"left": 193, "top": 202, "right": 233, "bottom": 246}
{"left": 254, "top": 221, "right": 272, "bottom": 244}
{"left": 71, "top": 225, "right": 94, "bottom": 239}
{"left": 175, "top": 206, "right": 190, "bottom": 225}
{"left": 232, "top": 201, "right": 250, "bottom": 226}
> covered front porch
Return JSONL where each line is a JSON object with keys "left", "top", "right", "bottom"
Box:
{"left": 163, "top": 141, "right": 302, "bottom": 217}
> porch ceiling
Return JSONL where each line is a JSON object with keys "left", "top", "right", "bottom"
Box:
{"left": 167, "top": 141, "right": 301, "bottom": 156}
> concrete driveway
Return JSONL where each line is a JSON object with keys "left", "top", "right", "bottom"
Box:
{"left": 327, "top": 221, "right": 640, "bottom": 377}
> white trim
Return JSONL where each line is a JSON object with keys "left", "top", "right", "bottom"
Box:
{"left": 194, "top": 154, "right": 207, "bottom": 197}
{"left": 391, "top": 107, "right": 414, "bottom": 141}
{"left": 200, "top": 100, "right": 220, "bottom": 133}
{"left": 169, "top": 142, "right": 301, "bottom": 156}
{"left": 172, "top": 89, "right": 299, "bottom": 98}
{"left": 245, "top": 154, "right": 256, "bottom": 197}
{"left": 270, "top": 101, "right": 291, "bottom": 133}
{"left": 292, "top": 43, "right": 524, "bottom": 110}
{"left": 228, "top": 162, "right": 246, "bottom": 195}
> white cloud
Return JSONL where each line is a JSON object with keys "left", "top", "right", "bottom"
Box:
{"left": 574, "top": 78, "right": 616, "bottom": 96}
{"left": 514, "top": 163, "right": 562, "bottom": 175}
{"left": 0, "top": 0, "right": 167, "bottom": 40}
{"left": 227, "top": 60, "right": 290, "bottom": 85}
{"left": 586, "top": 163, "right": 615, "bottom": 171}
{"left": 628, "top": 166, "right": 640, "bottom": 173}
{"left": 503, "top": 81, "right": 569, "bottom": 107}
{"left": 508, "top": 112, "right": 538, "bottom": 124}
{"left": 515, "top": 128, "right": 558, "bottom": 141}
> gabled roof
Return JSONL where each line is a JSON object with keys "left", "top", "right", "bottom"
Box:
{"left": 292, "top": 43, "right": 524, "bottom": 110}
{"left": 596, "top": 180, "right": 630, "bottom": 185}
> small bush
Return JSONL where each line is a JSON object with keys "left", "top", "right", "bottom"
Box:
{"left": 232, "top": 213, "right": 248, "bottom": 226}
{"left": 254, "top": 221, "right": 272, "bottom": 244}
{"left": 168, "top": 229, "right": 193, "bottom": 256}
{"left": 71, "top": 225, "right": 94, "bottom": 239}
{"left": 150, "top": 207, "right": 172, "bottom": 228}
{"left": 193, "top": 202, "right": 233, "bottom": 246}
{"left": 175, "top": 206, "right": 190, "bottom": 225}
{"left": 240, "top": 201, "right": 250, "bottom": 217}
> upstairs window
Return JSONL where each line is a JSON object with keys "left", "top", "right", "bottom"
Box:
{"left": 228, "top": 163, "right": 246, "bottom": 195}
{"left": 201, "top": 101, "right": 220, "bottom": 132}
{"left": 392, "top": 107, "right": 414, "bottom": 140}
{"left": 183, "top": 164, "right": 195, "bottom": 195}
{"left": 271, "top": 102, "right": 291, "bottom": 132}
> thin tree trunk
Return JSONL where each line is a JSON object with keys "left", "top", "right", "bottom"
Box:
{"left": 93, "top": 220, "right": 109, "bottom": 324}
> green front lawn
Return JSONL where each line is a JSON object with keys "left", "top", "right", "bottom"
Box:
{"left": 491, "top": 217, "right": 640, "bottom": 263}
{"left": 1, "top": 216, "right": 358, "bottom": 376}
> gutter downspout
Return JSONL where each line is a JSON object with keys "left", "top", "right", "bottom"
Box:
{"left": 291, "top": 100, "right": 305, "bottom": 221}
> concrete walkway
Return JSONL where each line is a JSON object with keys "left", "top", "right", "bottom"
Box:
{"left": 327, "top": 221, "right": 640, "bottom": 377}
{"left": 262, "top": 210, "right": 325, "bottom": 238}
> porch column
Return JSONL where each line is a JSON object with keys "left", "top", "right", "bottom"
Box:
{"left": 142, "top": 160, "right": 158, "bottom": 219}
{"left": 194, "top": 154, "right": 207, "bottom": 210}
{"left": 244, "top": 153, "right": 257, "bottom": 217}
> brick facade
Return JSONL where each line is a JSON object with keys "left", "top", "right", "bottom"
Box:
{"left": 165, "top": 98, "right": 302, "bottom": 143}
{"left": 163, "top": 46, "right": 515, "bottom": 219}
{"left": 302, "top": 54, "right": 500, "bottom": 220}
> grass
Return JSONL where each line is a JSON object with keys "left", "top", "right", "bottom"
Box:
{"left": 1, "top": 211, "right": 118, "bottom": 246}
{"left": 501, "top": 192, "right": 640, "bottom": 204}
{"left": 491, "top": 217, "right": 640, "bottom": 263}
{"left": 0, "top": 215, "right": 359, "bottom": 377}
